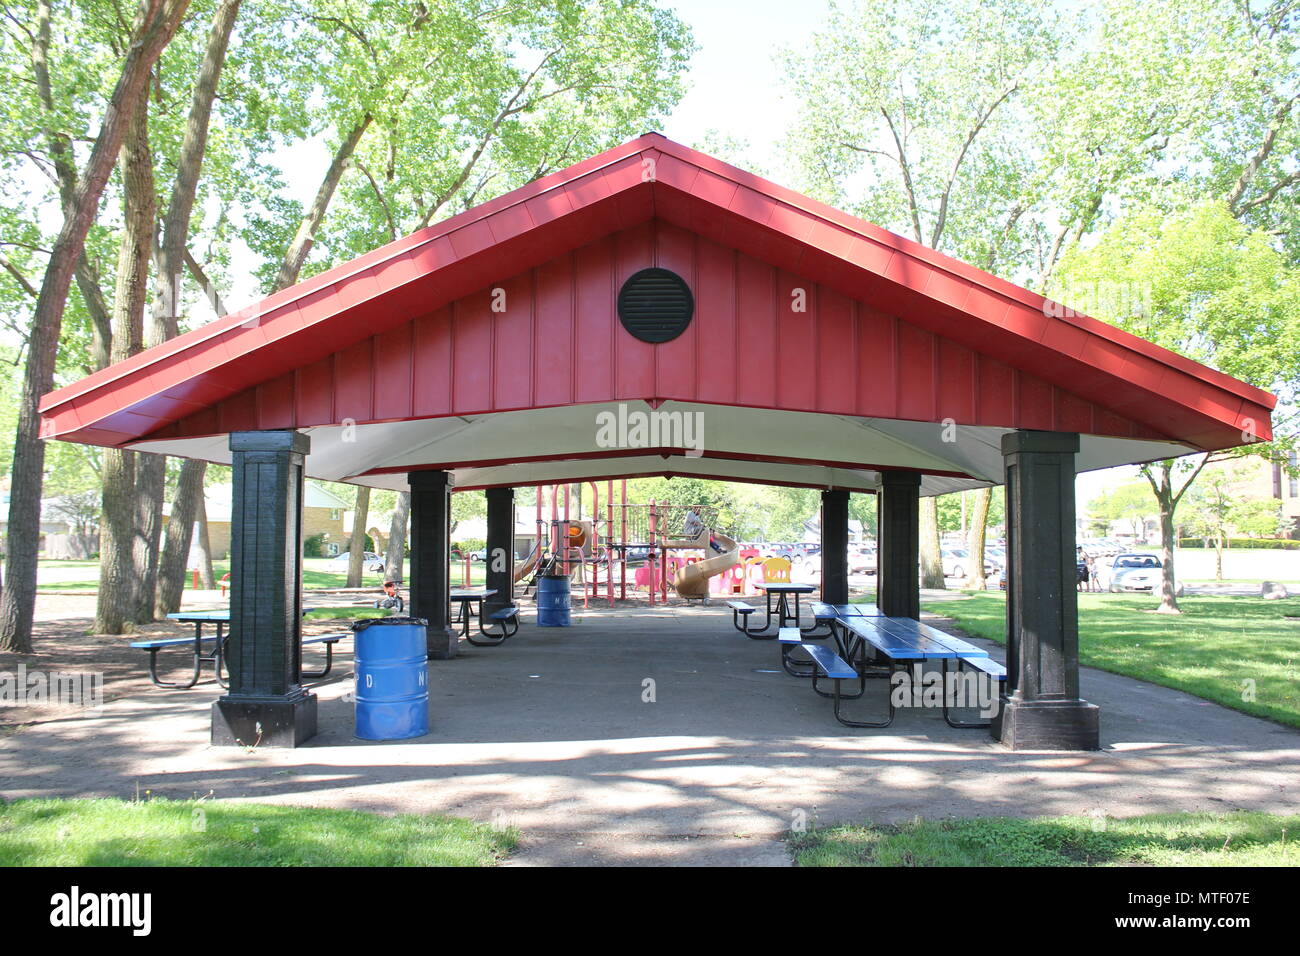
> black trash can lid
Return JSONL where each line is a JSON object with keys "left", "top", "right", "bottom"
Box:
{"left": 351, "top": 616, "right": 428, "bottom": 632}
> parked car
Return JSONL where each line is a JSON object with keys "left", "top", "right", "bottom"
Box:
{"left": 469, "top": 548, "right": 488, "bottom": 561}
{"left": 1104, "top": 552, "right": 1183, "bottom": 595}
{"left": 331, "top": 551, "right": 385, "bottom": 572}
{"left": 849, "top": 547, "right": 877, "bottom": 575}
{"left": 941, "top": 548, "right": 993, "bottom": 580}
{"left": 623, "top": 545, "right": 653, "bottom": 563}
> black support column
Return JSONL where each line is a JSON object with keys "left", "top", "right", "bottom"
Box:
{"left": 820, "top": 489, "right": 850, "bottom": 605}
{"left": 408, "top": 470, "right": 459, "bottom": 659}
{"left": 484, "top": 486, "right": 515, "bottom": 618}
{"left": 877, "top": 470, "right": 921, "bottom": 618}
{"left": 212, "top": 430, "right": 316, "bottom": 748}
{"left": 995, "top": 430, "right": 1099, "bottom": 750}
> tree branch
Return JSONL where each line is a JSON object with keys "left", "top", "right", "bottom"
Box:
{"left": 1225, "top": 94, "right": 1297, "bottom": 215}
{"left": 931, "top": 83, "right": 1019, "bottom": 248}
{"left": 880, "top": 107, "right": 923, "bottom": 243}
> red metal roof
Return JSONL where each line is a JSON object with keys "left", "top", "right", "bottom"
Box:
{"left": 39, "top": 132, "right": 1275, "bottom": 454}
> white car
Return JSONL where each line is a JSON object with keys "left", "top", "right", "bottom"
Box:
{"left": 331, "top": 551, "right": 385, "bottom": 572}
{"left": 941, "top": 548, "right": 993, "bottom": 580}
{"left": 1106, "top": 552, "right": 1182, "bottom": 595}
{"left": 849, "top": 548, "right": 877, "bottom": 575}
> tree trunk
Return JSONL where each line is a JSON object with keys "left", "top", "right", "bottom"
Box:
{"left": 919, "top": 496, "right": 945, "bottom": 589}
{"left": 966, "top": 487, "right": 991, "bottom": 591}
{"left": 149, "top": 0, "right": 242, "bottom": 617}
{"left": 273, "top": 115, "right": 372, "bottom": 292}
{"left": 384, "top": 492, "right": 410, "bottom": 584}
{"left": 1141, "top": 457, "right": 1212, "bottom": 615}
{"left": 1214, "top": 535, "right": 1224, "bottom": 581}
{"left": 0, "top": 0, "right": 191, "bottom": 654}
{"left": 347, "top": 485, "right": 372, "bottom": 588}
{"left": 96, "top": 94, "right": 156, "bottom": 635}
{"left": 154, "top": 458, "right": 207, "bottom": 616}
{"left": 132, "top": 456, "right": 165, "bottom": 623}
{"left": 1156, "top": 499, "right": 1180, "bottom": 613}
{"left": 196, "top": 493, "right": 216, "bottom": 590}
{"left": 97, "top": 450, "right": 138, "bottom": 633}
{"left": 154, "top": 0, "right": 242, "bottom": 338}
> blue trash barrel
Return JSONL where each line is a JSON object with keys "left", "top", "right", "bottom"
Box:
{"left": 351, "top": 617, "right": 429, "bottom": 740}
{"left": 536, "top": 574, "right": 571, "bottom": 627}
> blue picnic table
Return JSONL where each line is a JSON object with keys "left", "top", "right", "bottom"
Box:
{"left": 131, "top": 610, "right": 347, "bottom": 688}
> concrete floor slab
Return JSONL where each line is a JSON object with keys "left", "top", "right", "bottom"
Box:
{"left": 2, "top": 603, "right": 1297, "bottom": 866}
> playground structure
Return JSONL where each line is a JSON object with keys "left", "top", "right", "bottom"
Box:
{"left": 511, "top": 481, "right": 776, "bottom": 608}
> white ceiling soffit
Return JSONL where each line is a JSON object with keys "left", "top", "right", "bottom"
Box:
{"left": 361, "top": 454, "right": 889, "bottom": 494}
{"left": 128, "top": 400, "right": 1192, "bottom": 495}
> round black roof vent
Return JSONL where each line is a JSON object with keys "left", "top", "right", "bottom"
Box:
{"left": 617, "top": 267, "right": 694, "bottom": 344}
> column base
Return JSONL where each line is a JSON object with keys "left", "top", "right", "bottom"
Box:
{"left": 427, "top": 625, "right": 460, "bottom": 660}
{"left": 993, "top": 695, "right": 1100, "bottom": 751}
{"left": 212, "top": 691, "right": 317, "bottom": 748}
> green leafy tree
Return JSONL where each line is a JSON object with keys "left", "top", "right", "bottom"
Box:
{"left": 1087, "top": 480, "right": 1155, "bottom": 542}
{"left": 1055, "top": 201, "right": 1300, "bottom": 611}
{"left": 0, "top": 0, "right": 190, "bottom": 652}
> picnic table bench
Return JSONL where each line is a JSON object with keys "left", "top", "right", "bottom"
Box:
{"left": 727, "top": 584, "right": 820, "bottom": 638}
{"left": 135, "top": 614, "right": 350, "bottom": 688}
{"left": 777, "top": 626, "right": 817, "bottom": 677}
{"left": 726, "top": 599, "right": 763, "bottom": 636}
{"left": 781, "top": 609, "right": 1005, "bottom": 729}
{"left": 299, "top": 633, "right": 348, "bottom": 679}
{"left": 468, "top": 605, "right": 520, "bottom": 646}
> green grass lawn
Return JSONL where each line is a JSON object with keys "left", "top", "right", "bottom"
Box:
{"left": 919, "top": 592, "right": 1300, "bottom": 728}
{"left": 792, "top": 812, "right": 1300, "bottom": 866}
{"left": 0, "top": 798, "right": 515, "bottom": 866}
{"left": 302, "top": 605, "right": 391, "bottom": 621}
{"left": 1184, "top": 578, "right": 1300, "bottom": 585}
{"left": 35, "top": 558, "right": 488, "bottom": 592}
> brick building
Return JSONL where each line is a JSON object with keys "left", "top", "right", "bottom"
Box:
{"left": 164, "top": 481, "right": 353, "bottom": 559}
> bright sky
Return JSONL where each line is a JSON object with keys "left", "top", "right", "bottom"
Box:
{"left": 658, "top": 0, "right": 828, "bottom": 169}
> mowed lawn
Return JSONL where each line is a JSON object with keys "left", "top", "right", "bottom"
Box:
{"left": 35, "top": 559, "right": 490, "bottom": 592}
{"left": 0, "top": 798, "right": 515, "bottom": 866}
{"left": 793, "top": 812, "right": 1300, "bottom": 866}
{"left": 921, "top": 592, "right": 1300, "bottom": 728}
